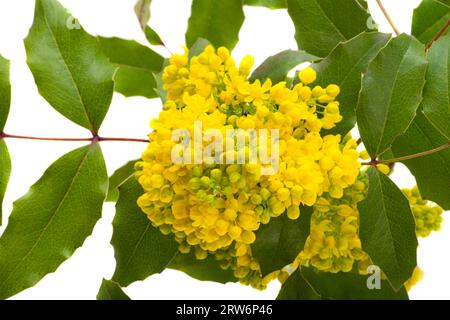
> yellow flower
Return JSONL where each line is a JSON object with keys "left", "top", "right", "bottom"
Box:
{"left": 136, "top": 44, "right": 362, "bottom": 289}
{"left": 299, "top": 67, "right": 317, "bottom": 85}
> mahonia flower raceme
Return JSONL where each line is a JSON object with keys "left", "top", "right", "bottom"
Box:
{"left": 403, "top": 186, "right": 444, "bottom": 238}
{"left": 136, "top": 44, "right": 362, "bottom": 288}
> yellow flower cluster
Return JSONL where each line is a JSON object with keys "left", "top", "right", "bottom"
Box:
{"left": 293, "top": 174, "right": 370, "bottom": 273}
{"left": 403, "top": 186, "right": 444, "bottom": 238}
{"left": 136, "top": 45, "right": 361, "bottom": 286}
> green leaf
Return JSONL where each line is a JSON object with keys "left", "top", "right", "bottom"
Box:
{"left": 134, "top": 0, "right": 165, "bottom": 46}
{"left": 300, "top": 267, "right": 409, "bottom": 300}
{"left": 356, "top": 34, "right": 428, "bottom": 157}
{"left": 145, "top": 26, "right": 164, "bottom": 46}
{"left": 0, "top": 144, "right": 108, "bottom": 299}
{"left": 412, "top": 0, "right": 450, "bottom": 45}
{"left": 98, "top": 37, "right": 164, "bottom": 99}
{"left": 97, "top": 279, "right": 130, "bottom": 300}
{"left": 287, "top": 0, "right": 372, "bottom": 57}
{"left": 188, "top": 38, "right": 212, "bottom": 60}
{"left": 111, "top": 177, "right": 178, "bottom": 287}
{"left": 244, "top": 0, "right": 287, "bottom": 9}
{"left": 106, "top": 159, "right": 138, "bottom": 202}
{"left": 24, "top": 0, "right": 115, "bottom": 131}
{"left": 0, "top": 140, "right": 11, "bottom": 226}
{"left": 314, "top": 32, "right": 391, "bottom": 136}
{"left": 422, "top": 35, "right": 450, "bottom": 139}
{"left": 357, "top": 167, "right": 417, "bottom": 290}
{"left": 134, "top": 0, "right": 152, "bottom": 30}
{"left": 250, "top": 50, "right": 320, "bottom": 84}
{"left": 0, "top": 54, "right": 11, "bottom": 131}
{"left": 276, "top": 269, "right": 321, "bottom": 300}
{"left": 186, "top": 0, "right": 245, "bottom": 50}
{"left": 252, "top": 206, "right": 313, "bottom": 276}
{"left": 153, "top": 70, "right": 167, "bottom": 103}
{"left": 169, "top": 252, "right": 237, "bottom": 284}
{"left": 392, "top": 112, "right": 450, "bottom": 210}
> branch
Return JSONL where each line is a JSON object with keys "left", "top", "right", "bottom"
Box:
{"left": 375, "top": 0, "right": 400, "bottom": 36}
{"left": 0, "top": 132, "right": 148, "bottom": 143}
{"left": 426, "top": 19, "right": 450, "bottom": 51}
{"left": 361, "top": 141, "right": 450, "bottom": 166}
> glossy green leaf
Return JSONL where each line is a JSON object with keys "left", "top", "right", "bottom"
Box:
{"left": 314, "top": 32, "right": 391, "bottom": 136}
{"left": 186, "top": 0, "right": 245, "bottom": 50}
{"left": 422, "top": 35, "right": 450, "bottom": 138}
{"left": 99, "top": 37, "right": 164, "bottom": 99}
{"left": 392, "top": 112, "right": 450, "bottom": 210}
{"left": 287, "top": 0, "right": 372, "bottom": 57}
{"left": 0, "top": 140, "right": 11, "bottom": 226}
{"left": 276, "top": 269, "right": 320, "bottom": 300}
{"left": 169, "top": 252, "right": 236, "bottom": 284}
{"left": 111, "top": 177, "right": 178, "bottom": 287}
{"left": 356, "top": 34, "right": 428, "bottom": 157}
{"left": 106, "top": 159, "right": 138, "bottom": 202}
{"left": 358, "top": 167, "right": 417, "bottom": 290}
{"left": 97, "top": 279, "right": 130, "bottom": 300}
{"left": 244, "top": 0, "right": 287, "bottom": 9}
{"left": 24, "top": 0, "right": 115, "bottom": 131}
{"left": 252, "top": 206, "right": 313, "bottom": 276}
{"left": 300, "top": 267, "right": 409, "bottom": 300}
{"left": 0, "top": 54, "right": 11, "bottom": 131}
{"left": 0, "top": 144, "right": 108, "bottom": 299}
{"left": 412, "top": 0, "right": 450, "bottom": 45}
{"left": 250, "top": 50, "right": 319, "bottom": 84}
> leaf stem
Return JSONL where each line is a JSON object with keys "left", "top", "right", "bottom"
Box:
{"left": 426, "top": 19, "right": 450, "bottom": 51}
{"left": 0, "top": 132, "right": 148, "bottom": 143}
{"left": 361, "top": 141, "right": 450, "bottom": 166}
{"left": 375, "top": 0, "right": 400, "bottom": 36}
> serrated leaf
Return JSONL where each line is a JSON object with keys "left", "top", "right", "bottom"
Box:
{"left": 111, "top": 177, "right": 178, "bottom": 287}
{"left": 356, "top": 34, "right": 428, "bottom": 157}
{"left": 422, "top": 35, "right": 450, "bottom": 138}
{"left": 97, "top": 279, "right": 130, "bottom": 300}
{"left": 300, "top": 267, "right": 409, "bottom": 300}
{"left": 250, "top": 50, "right": 319, "bottom": 84}
{"left": 412, "top": 0, "right": 450, "bottom": 45}
{"left": 134, "top": 0, "right": 152, "bottom": 30}
{"left": 169, "top": 252, "right": 236, "bottom": 284}
{"left": 358, "top": 167, "right": 417, "bottom": 290}
{"left": 106, "top": 159, "right": 138, "bottom": 202}
{"left": 0, "top": 54, "right": 11, "bottom": 131}
{"left": 24, "top": 0, "right": 115, "bottom": 131}
{"left": 99, "top": 37, "right": 164, "bottom": 99}
{"left": 252, "top": 207, "right": 313, "bottom": 276}
{"left": 276, "top": 269, "right": 321, "bottom": 300}
{"left": 314, "top": 32, "right": 391, "bottom": 136}
{"left": 0, "top": 144, "right": 108, "bottom": 299}
{"left": 186, "top": 0, "right": 245, "bottom": 50}
{"left": 287, "top": 0, "right": 372, "bottom": 57}
{"left": 244, "top": 0, "right": 287, "bottom": 9}
{"left": 0, "top": 140, "right": 11, "bottom": 226}
{"left": 392, "top": 112, "right": 450, "bottom": 210}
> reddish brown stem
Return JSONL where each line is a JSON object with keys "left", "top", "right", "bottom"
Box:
{"left": 361, "top": 141, "right": 450, "bottom": 166}
{"left": 0, "top": 132, "right": 148, "bottom": 143}
{"left": 426, "top": 19, "right": 450, "bottom": 51}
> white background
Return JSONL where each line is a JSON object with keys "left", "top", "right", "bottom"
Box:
{"left": 0, "top": 0, "right": 449, "bottom": 300}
